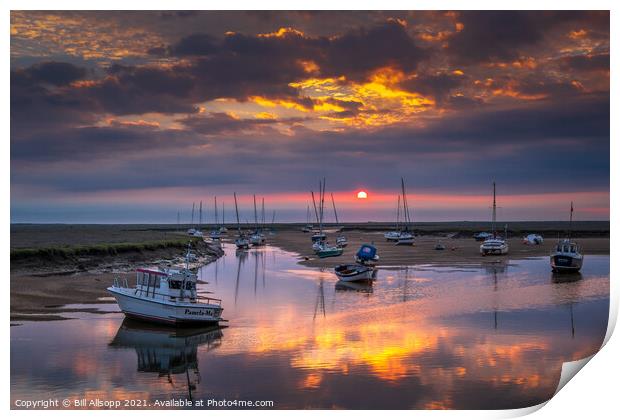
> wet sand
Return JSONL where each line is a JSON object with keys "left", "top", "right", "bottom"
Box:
{"left": 10, "top": 226, "right": 608, "bottom": 321}
{"left": 267, "top": 229, "right": 609, "bottom": 269}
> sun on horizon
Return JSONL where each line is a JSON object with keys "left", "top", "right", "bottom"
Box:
{"left": 357, "top": 191, "right": 368, "bottom": 199}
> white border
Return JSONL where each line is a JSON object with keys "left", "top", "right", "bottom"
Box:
{"left": 4, "top": 1, "right": 616, "bottom": 419}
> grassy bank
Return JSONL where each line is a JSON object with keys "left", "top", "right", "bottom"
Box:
{"left": 11, "top": 237, "right": 202, "bottom": 262}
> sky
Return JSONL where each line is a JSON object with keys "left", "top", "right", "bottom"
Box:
{"left": 10, "top": 11, "right": 610, "bottom": 223}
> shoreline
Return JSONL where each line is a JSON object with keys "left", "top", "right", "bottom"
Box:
{"left": 10, "top": 227, "right": 609, "bottom": 323}
{"left": 10, "top": 240, "right": 224, "bottom": 322}
{"left": 267, "top": 229, "right": 609, "bottom": 269}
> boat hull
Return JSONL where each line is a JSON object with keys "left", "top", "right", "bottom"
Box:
{"left": 316, "top": 248, "right": 343, "bottom": 258}
{"left": 551, "top": 254, "right": 583, "bottom": 273}
{"left": 334, "top": 264, "right": 375, "bottom": 282}
{"left": 480, "top": 239, "right": 509, "bottom": 255}
{"left": 108, "top": 287, "right": 223, "bottom": 326}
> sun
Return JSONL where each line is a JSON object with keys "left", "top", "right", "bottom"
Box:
{"left": 357, "top": 191, "right": 368, "bottom": 199}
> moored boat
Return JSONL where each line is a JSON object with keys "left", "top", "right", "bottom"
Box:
{"left": 107, "top": 246, "right": 224, "bottom": 326}
{"left": 550, "top": 203, "right": 583, "bottom": 273}
{"left": 316, "top": 245, "right": 343, "bottom": 258}
{"left": 355, "top": 243, "right": 380, "bottom": 266}
{"left": 480, "top": 182, "right": 509, "bottom": 256}
{"left": 334, "top": 264, "right": 376, "bottom": 282}
{"left": 395, "top": 178, "right": 415, "bottom": 245}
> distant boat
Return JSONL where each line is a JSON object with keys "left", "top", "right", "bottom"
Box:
{"left": 523, "top": 233, "right": 544, "bottom": 245}
{"left": 107, "top": 244, "right": 224, "bottom": 326}
{"left": 233, "top": 193, "right": 249, "bottom": 249}
{"left": 250, "top": 195, "right": 266, "bottom": 246}
{"left": 316, "top": 245, "right": 344, "bottom": 258}
{"left": 384, "top": 194, "right": 401, "bottom": 241}
{"left": 334, "top": 264, "right": 375, "bottom": 282}
{"left": 331, "top": 193, "right": 347, "bottom": 247}
{"left": 473, "top": 232, "right": 492, "bottom": 241}
{"left": 396, "top": 178, "right": 415, "bottom": 246}
{"left": 551, "top": 202, "right": 583, "bottom": 273}
{"left": 187, "top": 202, "right": 197, "bottom": 235}
{"left": 302, "top": 205, "right": 313, "bottom": 232}
{"left": 480, "top": 182, "right": 509, "bottom": 255}
{"left": 355, "top": 243, "right": 380, "bottom": 266}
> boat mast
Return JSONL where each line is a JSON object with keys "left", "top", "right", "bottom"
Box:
{"left": 492, "top": 182, "right": 497, "bottom": 237}
{"left": 331, "top": 193, "right": 340, "bottom": 225}
{"left": 261, "top": 198, "right": 265, "bottom": 231}
{"left": 396, "top": 194, "right": 401, "bottom": 231}
{"left": 222, "top": 202, "right": 225, "bottom": 226}
{"left": 234, "top": 193, "right": 241, "bottom": 235}
{"left": 253, "top": 195, "right": 258, "bottom": 232}
{"left": 191, "top": 202, "right": 195, "bottom": 227}
{"left": 214, "top": 196, "right": 219, "bottom": 229}
{"left": 569, "top": 201, "right": 574, "bottom": 239}
{"left": 198, "top": 200, "right": 202, "bottom": 229}
{"left": 401, "top": 178, "right": 410, "bottom": 232}
{"left": 306, "top": 205, "right": 311, "bottom": 224}
{"left": 319, "top": 178, "right": 325, "bottom": 235}
{"left": 311, "top": 191, "right": 320, "bottom": 225}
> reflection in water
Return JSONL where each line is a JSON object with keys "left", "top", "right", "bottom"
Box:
{"left": 11, "top": 244, "right": 609, "bottom": 409}
{"left": 109, "top": 320, "right": 223, "bottom": 401}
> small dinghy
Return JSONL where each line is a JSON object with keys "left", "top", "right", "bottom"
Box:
{"left": 336, "top": 235, "right": 348, "bottom": 247}
{"left": 316, "top": 244, "right": 343, "bottom": 258}
{"left": 355, "top": 244, "right": 380, "bottom": 266}
{"left": 435, "top": 243, "right": 446, "bottom": 250}
{"left": 334, "top": 264, "right": 375, "bottom": 282}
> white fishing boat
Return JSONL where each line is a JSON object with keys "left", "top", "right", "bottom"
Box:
{"left": 107, "top": 246, "right": 225, "bottom": 326}
{"left": 551, "top": 203, "right": 583, "bottom": 273}
{"left": 334, "top": 264, "right": 376, "bottom": 282}
{"left": 480, "top": 182, "right": 509, "bottom": 256}
{"left": 396, "top": 178, "right": 415, "bottom": 246}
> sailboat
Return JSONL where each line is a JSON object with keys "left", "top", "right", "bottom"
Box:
{"left": 210, "top": 197, "right": 222, "bottom": 240}
{"left": 187, "top": 202, "right": 197, "bottom": 235}
{"left": 480, "top": 182, "right": 509, "bottom": 255}
{"left": 192, "top": 201, "right": 204, "bottom": 237}
{"left": 331, "top": 193, "right": 347, "bottom": 247}
{"left": 250, "top": 195, "right": 266, "bottom": 246}
{"left": 550, "top": 202, "right": 584, "bottom": 273}
{"left": 310, "top": 191, "right": 326, "bottom": 244}
{"left": 302, "top": 205, "right": 313, "bottom": 232}
{"left": 314, "top": 179, "right": 344, "bottom": 258}
{"left": 384, "top": 195, "right": 401, "bottom": 241}
{"left": 396, "top": 178, "right": 415, "bottom": 245}
{"left": 233, "top": 193, "right": 249, "bottom": 249}
{"left": 219, "top": 202, "right": 228, "bottom": 234}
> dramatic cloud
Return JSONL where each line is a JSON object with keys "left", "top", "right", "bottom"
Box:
{"left": 10, "top": 11, "right": 610, "bottom": 222}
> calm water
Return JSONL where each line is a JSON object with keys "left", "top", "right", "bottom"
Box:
{"left": 11, "top": 243, "right": 609, "bottom": 409}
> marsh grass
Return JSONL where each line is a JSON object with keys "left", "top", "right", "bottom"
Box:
{"left": 11, "top": 238, "right": 200, "bottom": 261}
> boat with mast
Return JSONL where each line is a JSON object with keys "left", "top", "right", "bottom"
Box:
{"left": 233, "top": 192, "right": 250, "bottom": 249}
{"left": 313, "top": 179, "right": 344, "bottom": 258}
{"left": 250, "top": 195, "right": 266, "bottom": 246}
{"left": 480, "top": 182, "right": 509, "bottom": 255}
{"left": 187, "top": 202, "right": 197, "bottom": 235}
{"left": 384, "top": 195, "right": 401, "bottom": 241}
{"left": 210, "top": 197, "right": 222, "bottom": 240}
{"left": 302, "top": 205, "right": 313, "bottom": 233}
{"left": 331, "top": 193, "right": 348, "bottom": 247}
{"left": 396, "top": 178, "right": 414, "bottom": 245}
{"left": 192, "top": 201, "right": 204, "bottom": 237}
{"left": 550, "top": 202, "right": 584, "bottom": 273}
{"left": 310, "top": 190, "right": 326, "bottom": 244}
{"left": 219, "top": 201, "right": 228, "bottom": 233}
{"left": 107, "top": 243, "right": 225, "bottom": 325}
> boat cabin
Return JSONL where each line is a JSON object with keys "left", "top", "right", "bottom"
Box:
{"left": 555, "top": 240, "right": 580, "bottom": 254}
{"left": 135, "top": 268, "right": 198, "bottom": 301}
